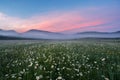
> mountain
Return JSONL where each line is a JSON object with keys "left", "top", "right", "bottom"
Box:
{"left": 0, "top": 29, "right": 65, "bottom": 39}
{"left": 0, "top": 29, "right": 19, "bottom": 37}
{"left": 75, "top": 31, "right": 120, "bottom": 38}
{"left": 76, "top": 31, "right": 120, "bottom": 34}
{"left": 24, "top": 29, "right": 62, "bottom": 35}
{"left": 112, "top": 31, "right": 120, "bottom": 34}
{"left": 76, "top": 31, "right": 109, "bottom": 34}
{"left": 26, "top": 29, "right": 53, "bottom": 33}
{"left": 0, "top": 29, "right": 120, "bottom": 39}
{"left": 21, "top": 29, "right": 64, "bottom": 39}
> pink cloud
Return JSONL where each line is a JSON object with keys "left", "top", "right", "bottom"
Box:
{"left": 0, "top": 8, "right": 118, "bottom": 33}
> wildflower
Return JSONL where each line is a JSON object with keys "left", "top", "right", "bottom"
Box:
{"left": 35, "top": 61, "right": 38, "bottom": 64}
{"left": 36, "top": 76, "right": 40, "bottom": 80}
{"left": 57, "top": 68, "right": 60, "bottom": 70}
{"left": 20, "top": 71, "right": 24, "bottom": 74}
{"left": 86, "top": 57, "right": 89, "bottom": 60}
{"left": 11, "top": 74, "right": 16, "bottom": 78}
{"left": 94, "top": 61, "right": 97, "bottom": 64}
{"left": 43, "top": 67, "right": 46, "bottom": 70}
{"left": 51, "top": 65, "right": 54, "bottom": 68}
{"left": 5, "top": 74, "right": 8, "bottom": 77}
{"left": 101, "top": 58, "right": 105, "bottom": 61}
{"left": 18, "top": 77, "right": 22, "bottom": 80}
{"left": 96, "top": 67, "right": 99, "bottom": 70}
{"left": 34, "top": 66, "right": 37, "bottom": 69}
{"left": 104, "top": 77, "right": 109, "bottom": 80}
{"left": 39, "top": 75, "right": 43, "bottom": 79}
{"left": 74, "top": 69, "right": 79, "bottom": 72}
{"left": 36, "top": 63, "right": 39, "bottom": 66}
{"left": 62, "top": 67, "right": 65, "bottom": 69}
{"left": 28, "top": 62, "right": 33, "bottom": 67}
{"left": 36, "top": 75, "right": 43, "bottom": 80}
{"left": 79, "top": 72, "right": 83, "bottom": 76}
{"left": 56, "top": 76, "right": 63, "bottom": 80}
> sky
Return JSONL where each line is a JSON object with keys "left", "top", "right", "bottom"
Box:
{"left": 0, "top": 0, "right": 120, "bottom": 33}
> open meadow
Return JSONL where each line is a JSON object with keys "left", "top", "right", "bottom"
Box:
{"left": 0, "top": 39, "right": 120, "bottom": 80}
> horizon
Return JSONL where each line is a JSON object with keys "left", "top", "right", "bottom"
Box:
{"left": 0, "top": 28, "right": 120, "bottom": 34}
{"left": 0, "top": 0, "right": 120, "bottom": 33}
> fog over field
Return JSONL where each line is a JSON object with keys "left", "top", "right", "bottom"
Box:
{"left": 0, "top": 29, "right": 120, "bottom": 39}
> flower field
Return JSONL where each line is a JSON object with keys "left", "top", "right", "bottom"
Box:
{"left": 0, "top": 40, "right": 120, "bottom": 80}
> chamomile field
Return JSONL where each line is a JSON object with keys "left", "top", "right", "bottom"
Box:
{"left": 0, "top": 39, "right": 120, "bottom": 80}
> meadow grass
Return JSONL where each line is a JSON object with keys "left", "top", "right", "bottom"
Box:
{"left": 0, "top": 40, "right": 120, "bottom": 80}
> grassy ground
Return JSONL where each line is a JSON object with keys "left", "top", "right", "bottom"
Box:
{"left": 0, "top": 40, "right": 120, "bottom": 80}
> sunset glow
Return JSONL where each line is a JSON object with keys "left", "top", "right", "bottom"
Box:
{"left": 0, "top": 0, "right": 120, "bottom": 33}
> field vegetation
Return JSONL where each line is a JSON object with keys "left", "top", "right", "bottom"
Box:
{"left": 0, "top": 39, "right": 120, "bottom": 80}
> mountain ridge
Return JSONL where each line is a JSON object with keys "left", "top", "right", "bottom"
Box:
{"left": 76, "top": 31, "right": 120, "bottom": 34}
{"left": 0, "top": 29, "right": 120, "bottom": 34}
{"left": 24, "top": 29, "right": 63, "bottom": 35}
{"left": 0, "top": 29, "right": 120, "bottom": 39}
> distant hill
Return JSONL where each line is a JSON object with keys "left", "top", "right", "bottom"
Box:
{"left": 0, "top": 29, "right": 64, "bottom": 39}
{"left": 76, "top": 31, "right": 120, "bottom": 34}
{"left": 112, "top": 31, "right": 120, "bottom": 34}
{"left": 26, "top": 29, "right": 55, "bottom": 33}
{"left": 76, "top": 31, "right": 109, "bottom": 34}
{"left": 75, "top": 31, "right": 120, "bottom": 38}
{"left": 21, "top": 29, "right": 64, "bottom": 39}
{"left": 0, "top": 29, "right": 19, "bottom": 36}
{"left": 0, "top": 29, "right": 120, "bottom": 39}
